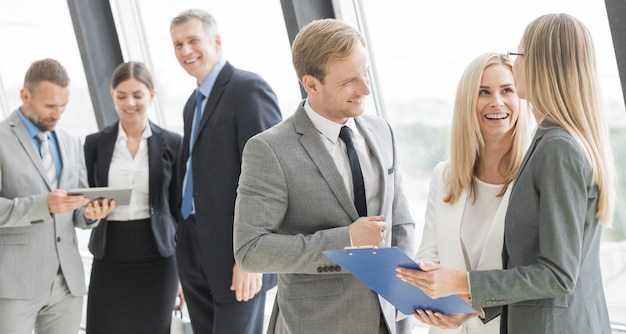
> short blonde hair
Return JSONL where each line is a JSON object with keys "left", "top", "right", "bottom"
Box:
{"left": 291, "top": 18, "right": 365, "bottom": 83}
{"left": 522, "top": 13, "right": 615, "bottom": 224}
{"left": 445, "top": 52, "right": 530, "bottom": 203}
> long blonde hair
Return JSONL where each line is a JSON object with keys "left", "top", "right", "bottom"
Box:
{"left": 522, "top": 13, "right": 615, "bottom": 225}
{"left": 444, "top": 52, "right": 530, "bottom": 203}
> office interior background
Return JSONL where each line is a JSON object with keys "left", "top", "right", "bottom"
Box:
{"left": 1, "top": 0, "right": 626, "bottom": 332}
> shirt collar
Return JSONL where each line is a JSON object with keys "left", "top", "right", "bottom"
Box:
{"left": 16, "top": 108, "right": 45, "bottom": 139}
{"left": 197, "top": 57, "right": 227, "bottom": 98}
{"left": 303, "top": 99, "right": 360, "bottom": 144}
{"left": 116, "top": 121, "right": 152, "bottom": 142}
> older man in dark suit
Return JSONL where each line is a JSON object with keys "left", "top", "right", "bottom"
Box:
{"left": 170, "top": 9, "right": 282, "bottom": 334}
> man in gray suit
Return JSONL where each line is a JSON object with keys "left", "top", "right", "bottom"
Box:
{"left": 0, "top": 58, "right": 114, "bottom": 334}
{"left": 234, "top": 19, "right": 415, "bottom": 334}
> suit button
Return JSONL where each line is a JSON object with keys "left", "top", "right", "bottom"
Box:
{"left": 322, "top": 266, "right": 329, "bottom": 272}
{"left": 334, "top": 265, "right": 341, "bottom": 272}
{"left": 57, "top": 237, "right": 61, "bottom": 242}
{"left": 317, "top": 267, "right": 323, "bottom": 273}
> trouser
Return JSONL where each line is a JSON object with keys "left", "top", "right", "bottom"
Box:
{"left": 0, "top": 269, "right": 82, "bottom": 334}
{"left": 177, "top": 214, "right": 268, "bottom": 334}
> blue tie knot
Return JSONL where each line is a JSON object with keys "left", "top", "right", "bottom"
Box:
{"left": 196, "top": 90, "right": 205, "bottom": 106}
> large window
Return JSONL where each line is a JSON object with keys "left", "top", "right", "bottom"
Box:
{"left": 343, "top": 0, "right": 626, "bottom": 327}
{"left": 2, "top": 0, "right": 625, "bottom": 331}
{"left": 0, "top": 0, "right": 98, "bottom": 137}
{"left": 109, "top": 0, "right": 302, "bottom": 133}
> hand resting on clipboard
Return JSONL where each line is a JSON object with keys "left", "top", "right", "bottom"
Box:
{"left": 322, "top": 246, "right": 476, "bottom": 316}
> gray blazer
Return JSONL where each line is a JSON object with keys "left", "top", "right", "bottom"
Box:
{"left": 469, "top": 122, "right": 611, "bottom": 334}
{"left": 0, "top": 110, "right": 95, "bottom": 299}
{"left": 234, "top": 103, "right": 415, "bottom": 334}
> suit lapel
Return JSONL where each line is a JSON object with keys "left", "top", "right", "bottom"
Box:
{"left": 505, "top": 123, "right": 548, "bottom": 269}
{"left": 8, "top": 113, "right": 50, "bottom": 188}
{"left": 354, "top": 118, "right": 386, "bottom": 211}
{"left": 55, "top": 131, "right": 70, "bottom": 189}
{"left": 293, "top": 107, "right": 359, "bottom": 221}
{"left": 182, "top": 92, "right": 195, "bottom": 159}
{"left": 147, "top": 122, "right": 164, "bottom": 204}
{"left": 193, "top": 62, "right": 233, "bottom": 151}
{"left": 511, "top": 126, "right": 545, "bottom": 192}
{"left": 95, "top": 124, "right": 118, "bottom": 187}
{"left": 444, "top": 189, "right": 471, "bottom": 270}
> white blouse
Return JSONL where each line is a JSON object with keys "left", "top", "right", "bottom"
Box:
{"left": 106, "top": 123, "right": 152, "bottom": 221}
{"left": 459, "top": 178, "right": 503, "bottom": 269}
{"left": 303, "top": 99, "right": 382, "bottom": 216}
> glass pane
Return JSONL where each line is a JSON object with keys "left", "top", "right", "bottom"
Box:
{"left": 0, "top": 0, "right": 98, "bottom": 137}
{"left": 360, "top": 0, "right": 626, "bottom": 328}
{"left": 112, "top": 0, "right": 302, "bottom": 133}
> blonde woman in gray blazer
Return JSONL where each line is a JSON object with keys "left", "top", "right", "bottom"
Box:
{"left": 415, "top": 53, "right": 530, "bottom": 334}
{"left": 398, "top": 14, "right": 615, "bottom": 334}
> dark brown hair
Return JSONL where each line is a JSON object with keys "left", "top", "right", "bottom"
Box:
{"left": 110, "top": 61, "right": 154, "bottom": 91}
{"left": 24, "top": 58, "right": 70, "bottom": 91}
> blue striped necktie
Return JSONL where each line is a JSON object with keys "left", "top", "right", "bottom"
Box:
{"left": 37, "top": 131, "right": 58, "bottom": 188}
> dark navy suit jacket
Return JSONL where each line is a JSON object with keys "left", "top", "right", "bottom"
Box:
{"left": 178, "top": 61, "right": 281, "bottom": 303}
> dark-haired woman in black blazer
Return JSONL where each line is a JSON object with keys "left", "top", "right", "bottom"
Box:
{"left": 84, "top": 61, "right": 183, "bottom": 334}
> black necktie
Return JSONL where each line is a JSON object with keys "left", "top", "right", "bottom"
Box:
{"left": 339, "top": 126, "right": 367, "bottom": 217}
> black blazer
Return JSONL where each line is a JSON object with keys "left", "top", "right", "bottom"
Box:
{"left": 84, "top": 121, "right": 182, "bottom": 259}
{"left": 178, "top": 61, "right": 281, "bottom": 302}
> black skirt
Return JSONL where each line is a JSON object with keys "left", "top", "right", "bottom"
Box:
{"left": 86, "top": 219, "right": 178, "bottom": 334}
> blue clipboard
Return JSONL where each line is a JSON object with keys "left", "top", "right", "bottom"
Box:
{"left": 322, "top": 247, "right": 476, "bottom": 315}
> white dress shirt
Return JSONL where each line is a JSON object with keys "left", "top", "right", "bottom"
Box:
{"left": 107, "top": 123, "right": 151, "bottom": 221}
{"left": 303, "top": 99, "right": 381, "bottom": 216}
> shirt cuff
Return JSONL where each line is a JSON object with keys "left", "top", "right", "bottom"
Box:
{"left": 85, "top": 218, "right": 100, "bottom": 226}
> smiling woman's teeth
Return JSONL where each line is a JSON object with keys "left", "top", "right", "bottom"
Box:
{"left": 485, "top": 114, "right": 509, "bottom": 120}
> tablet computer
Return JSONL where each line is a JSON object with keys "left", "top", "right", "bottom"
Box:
{"left": 67, "top": 187, "right": 132, "bottom": 206}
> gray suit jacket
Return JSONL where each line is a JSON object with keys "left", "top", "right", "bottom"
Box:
{"left": 234, "top": 103, "right": 415, "bottom": 334}
{"left": 0, "top": 110, "right": 95, "bottom": 299}
{"left": 468, "top": 122, "right": 611, "bottom": 334}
